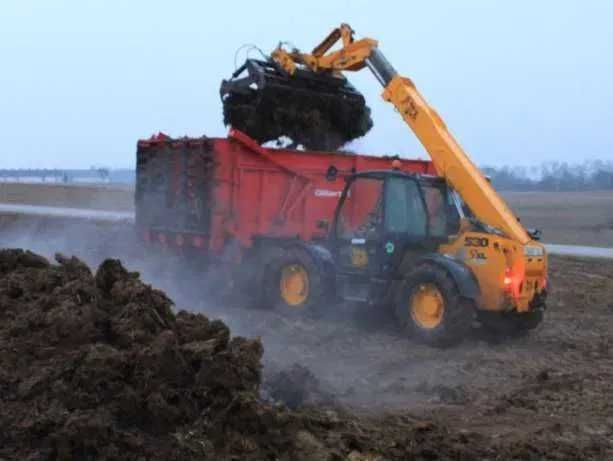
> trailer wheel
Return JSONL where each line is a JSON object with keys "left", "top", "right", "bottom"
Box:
{"left": 394, "top": 264, "right": 473, "bottom": 347}
{"left": 262, "top": 248, "right": 326, "bottom": 314}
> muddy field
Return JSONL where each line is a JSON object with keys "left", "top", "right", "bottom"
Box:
{"left": 0, "top": 215, "right": 612, "bottom": 459}
{"left": 207, "top": 255, "right": 613, "bottom": 459}
{"left": 504, "top": 190, "right": 613, "bottom": 247}
{"left": 0, "top": 182, "right": 134, "bottom": 212}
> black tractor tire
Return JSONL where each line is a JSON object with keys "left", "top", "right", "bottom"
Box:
{"left": 260, "top": 247, "right": 327, "bottom": 315}
{"left": 393, "top": 263, "right": 474, "bottom": 347}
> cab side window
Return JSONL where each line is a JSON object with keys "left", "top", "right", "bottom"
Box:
{"left": 337, "top": 177, "right": 384, "bottom": 239}
{"left": 423, "top": 186, "right": 448, "bottom": 237}
{"left": 384, "top": 178, "right": 427, "bottom": 237}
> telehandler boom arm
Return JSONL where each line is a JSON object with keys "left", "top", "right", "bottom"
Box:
{"left": 272, "top": 24, "right": 530, "bottom": 244}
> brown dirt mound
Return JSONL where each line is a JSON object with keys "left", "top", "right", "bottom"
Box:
{"left": 264, "top": 363, "right": 336, "bottom": 409}
{"left": 0, "top": 249, "right": 262, "bottom": 460}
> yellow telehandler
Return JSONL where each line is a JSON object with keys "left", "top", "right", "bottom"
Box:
{"left": 221, "top": 24, "right": 547, "bottom": 346}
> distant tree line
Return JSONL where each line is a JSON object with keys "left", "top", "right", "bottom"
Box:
{"left": 482, "top": 160, "right": 613, "bottom": 191}
{"left": 2, "top": 161, "right": 612, "bottom": 191}
{"left": 0, "top": 168, "right": 134, "bottom": 184}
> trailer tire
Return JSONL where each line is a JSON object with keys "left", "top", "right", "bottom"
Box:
{"left": 261, "top": 247, "right": 326, "bottom": 315}
{"left": 394, "top": 263, "right": 474, "bottom": 347}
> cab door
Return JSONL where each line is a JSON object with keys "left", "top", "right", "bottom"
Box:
{"left": 332, "top": 174, "right": 386, "bottom": 302}
{"left": 332, "top": 173, "right": 443, "bottom": 304}
{"left": 378, "top": 176, "right": 433, "bottom": 277}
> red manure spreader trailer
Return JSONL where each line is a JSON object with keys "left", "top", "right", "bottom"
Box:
{"left": 137, "top": 129, "right": 435, "bottom": 254}
{"left": 136, "top": 129, "right": 443, "bottom": 314}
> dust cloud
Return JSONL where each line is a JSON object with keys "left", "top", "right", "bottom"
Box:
{"left": 0, "top": 214, "right": 461, "bottom": 410}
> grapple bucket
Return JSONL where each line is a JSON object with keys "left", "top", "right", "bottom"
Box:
{"left": 220, "top": 59, "right": 373, "bottom": 150}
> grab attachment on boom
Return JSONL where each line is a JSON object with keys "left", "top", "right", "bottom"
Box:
{"left": 220, "top": 29, "right": 373, "bottom": 150}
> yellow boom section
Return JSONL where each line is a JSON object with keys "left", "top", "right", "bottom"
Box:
{"left": 381, "top": 75, "right": 530, "bottom": 244}
{"left": 272, "top": 24, "right": 531, "bottom": 244}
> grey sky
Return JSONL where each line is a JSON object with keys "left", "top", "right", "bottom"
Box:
{"left": 1, "top": 1, "right": 612, "bottom": 168}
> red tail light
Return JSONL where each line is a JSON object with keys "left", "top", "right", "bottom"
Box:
{"left": 504, "top": 267, "right": 526, "bottom": 297}
{"left": 503, "top": 268, "right": 513, "bottom": 290}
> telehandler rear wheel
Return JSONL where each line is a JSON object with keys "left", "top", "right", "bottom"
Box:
{"left": 262, "top": 248, "right": 325, "bottom": 314}
{"left": 394, "top": 264, "right": 473, "bottom": 347}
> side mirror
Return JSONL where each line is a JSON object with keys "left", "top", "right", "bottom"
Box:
{"left": 317, "top": 219, "right": 329, "bottom": 230}
{"left": 527, "top": 228, "right": 542, "bottom": 241}
{"left": 326, "top": 165, "right": 338, "bottom": 181}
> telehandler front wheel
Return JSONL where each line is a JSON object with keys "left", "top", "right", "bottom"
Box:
{"left": 394, "top": 264, "right": 474, "bottom": 347}
{"left": 261, "top": 248, "right": 326, "bottom": 314}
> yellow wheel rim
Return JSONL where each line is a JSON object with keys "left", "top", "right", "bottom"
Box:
{"left": 410, "top": 283, "right": 445, "bottom": 329}
{"left": 280, "top": 264, "right": 309, "bottom": 306}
